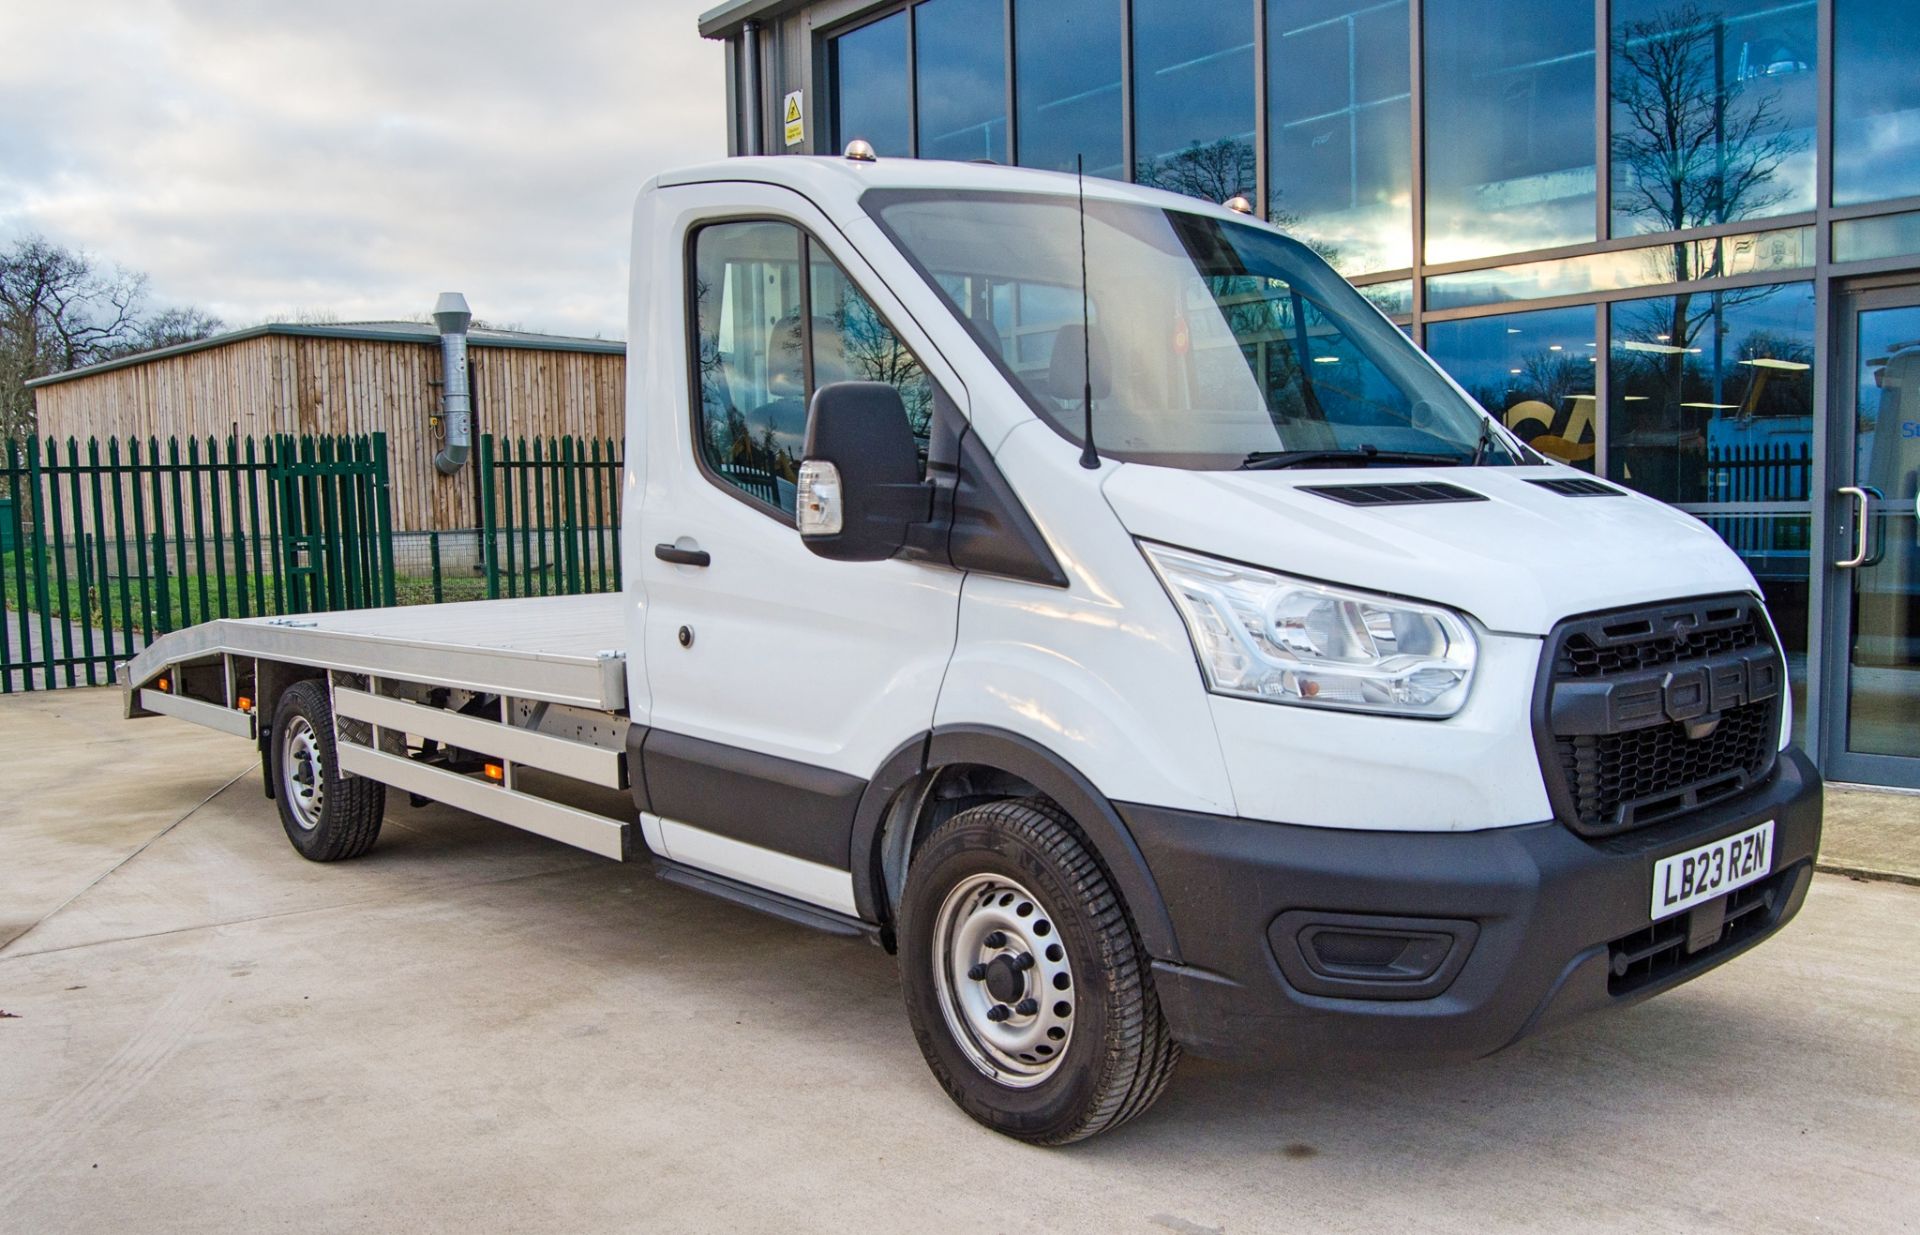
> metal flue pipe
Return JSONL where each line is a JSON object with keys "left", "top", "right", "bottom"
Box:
{"left": 432, "top": 292, "right": 473, "bottom": 475}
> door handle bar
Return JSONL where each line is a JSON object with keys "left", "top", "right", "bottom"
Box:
{"left": 1836, "top": 486, "right": 1883, "bottom": 569}
{"left": 654, "top": 543, "right": 711, "bottom": 568}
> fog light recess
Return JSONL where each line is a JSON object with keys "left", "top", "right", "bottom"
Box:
{"left": 1269, "top": 911, "right": 1478, "bottom": 1001}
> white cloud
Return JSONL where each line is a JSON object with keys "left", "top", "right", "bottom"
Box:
{"left": 0, "top": 0, "right": 727, "bottom": 338}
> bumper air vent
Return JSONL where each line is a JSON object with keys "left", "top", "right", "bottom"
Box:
{"left": 1298, "top": 481, "right": 1488, "bottom": 507}
{"left": 1528, "top": 477, "right": 1627, "bottom": 497}
{"left": 1607, "top": 867, "right": 1794, "bottom": 995}
{"left": 1536, "top": 594, "right": 1783, "bottom": 837}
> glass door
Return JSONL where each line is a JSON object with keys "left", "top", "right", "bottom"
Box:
{"left": 1824, "top": 287, "right": 1920, "bottom": 787}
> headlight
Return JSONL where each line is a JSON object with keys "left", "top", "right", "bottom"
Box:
{"left": 1141, "top": 542, "right": 1477, "bottom": 718}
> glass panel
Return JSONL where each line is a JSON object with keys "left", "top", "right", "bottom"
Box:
{"left": 1846, "top": 305, "right": 1920, "bottom": 758}
{"left": 1422, "top": 0, "right": 1596, "bottom": 263}
{"left": 1425, "top": 305, "right": 1598, "bottom": 469}
{"left": 1014, "top": 0, "right": 1124, "bottom": 177}
{"left": 1132, "top": 1, "right": 1257, "bottom": 202}
{"left": 1608, "top": 282, "right": 1813, "bottom": 733}
{"left": 691, "top": 222, "right": 932, "bottom": 515}
{"left": 691, "top": 221, "right": 806, "bottom": 512}
{"left": 1266, "top": 0, "right": 1413, "bottom": 274}
{"left": 1356, "top": 278, "right": 1413, "bottom": 317}
{"left": 1834, "top": 210, "right": 1920, "bottom": 265}
{"left": 1609, "top": 0, "right": 1815, "bottom": 237}
{"left": 1834, "top": 0, "right": 1920, "bottom": 206}
{"left": 810, "top": 257, "right": 937, "bottom": 445}
{"left": 1424, "top": 224, "right": 1812, "bottom": 310}
{"left": 870, "top": 190, "right": 1522, "bottom": 469}
{"left": 831, "top": 12, "right": 911, "bottom": 157}
{"left": 916, "top": 0, "right": 1008, "bottom": 163}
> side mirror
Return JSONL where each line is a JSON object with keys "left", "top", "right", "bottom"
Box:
{"left": 796, "top": 381, "right": 931, "bottom": 561}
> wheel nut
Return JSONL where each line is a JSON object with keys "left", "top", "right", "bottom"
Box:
{"left": 1015, "top": 951, "right": 1035, "bottom": 970}
{"left": 984, "top": 930, "right": 1007, "bottom": 948}
{"left": 967, "top": 963, "right": 987, "bottom": 981}
{"left": 1015, "top": 997, "right": 1039, "bottom": 1016}
{"left": 986, "top": 1004, "right": 1011, "bottom": 1022}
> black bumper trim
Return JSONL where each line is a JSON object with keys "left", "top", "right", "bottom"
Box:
{"left": 1123, "top": 746, "right": 1823, "bottom": 1064}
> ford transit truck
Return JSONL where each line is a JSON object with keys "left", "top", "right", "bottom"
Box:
{"left": 121, "top": 152, "right": 1823, "bottom": 1144}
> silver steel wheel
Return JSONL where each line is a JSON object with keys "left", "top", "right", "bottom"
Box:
{"left": 280, "top": 714, "right": 326, "bottom": 832}
{"left": 931, "top": 873, "right": 1077, "bottom": 1088}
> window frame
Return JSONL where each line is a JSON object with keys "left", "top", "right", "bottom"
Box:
{"left": 682, "top": 213, "right": 945, "bottom": 525}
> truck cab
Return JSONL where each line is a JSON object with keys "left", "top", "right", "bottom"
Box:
{"left": 123, "top": 152, "right": 1823, "bottom": 1145}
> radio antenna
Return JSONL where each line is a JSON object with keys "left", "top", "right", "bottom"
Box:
{"left": 1076, "top": 154, "right": 1100, "bottom": 470}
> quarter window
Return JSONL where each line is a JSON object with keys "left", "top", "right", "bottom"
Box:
{"left": 690, "top": 220, "right": 934, "bottom": 514}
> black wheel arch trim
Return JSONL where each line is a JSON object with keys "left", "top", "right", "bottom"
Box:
{"left": 847, "top": 724, "right": 1182, "bottom": 965}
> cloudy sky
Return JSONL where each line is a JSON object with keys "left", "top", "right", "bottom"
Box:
{"left": 0, "top": 1, "right": 726, "bottom": 340}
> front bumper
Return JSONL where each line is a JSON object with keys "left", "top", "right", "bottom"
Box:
{"left": 1123, "top": 746, "right": 1823, "bottom": 1064}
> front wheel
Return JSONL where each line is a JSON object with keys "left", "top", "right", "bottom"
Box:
{"left": 899, "top": 797, "right": 1180, "bottom": 1144}
{"left": 271, "top": 680, "right": 385, "bottom": 862}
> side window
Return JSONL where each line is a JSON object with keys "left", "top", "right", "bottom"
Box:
{"left": 691, "top": 220, "right": 935, "bottom": 516}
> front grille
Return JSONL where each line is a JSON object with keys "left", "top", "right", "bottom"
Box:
{"left": 1607, "top": 868, "right": 1792, "bottom": 996}
{"left": 1538, "top": 595, "right": 1781, "bottom": 837}
{"left": 1554, "top": 603, "right": 1762, "bottom": 678}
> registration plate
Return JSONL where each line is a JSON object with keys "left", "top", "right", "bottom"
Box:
{"left": 1650, "top": 820, "right": 1774, "bottom": 921}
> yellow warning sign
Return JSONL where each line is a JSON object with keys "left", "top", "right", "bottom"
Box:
{"left": 783, "top": 91, "right": 805, "bottom": 147}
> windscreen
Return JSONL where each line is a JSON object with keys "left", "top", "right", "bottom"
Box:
{"left": 868, "top": 190, "right": 1517, "bottom": 469}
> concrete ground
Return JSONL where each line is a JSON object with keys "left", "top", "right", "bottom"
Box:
{"left": 2, "top": 688, "right": 1916, "bottom": 1234}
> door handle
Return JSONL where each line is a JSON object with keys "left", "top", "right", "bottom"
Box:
{"left": 1836, "top": 486, "right": 1884, "bottom": 568}
{"left": 654, "top": 542, "right": 711, "bottom": 567}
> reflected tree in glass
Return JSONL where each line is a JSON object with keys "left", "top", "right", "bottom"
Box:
{"left": 1611, "top": 2, "right": 1810, "bottom": 240}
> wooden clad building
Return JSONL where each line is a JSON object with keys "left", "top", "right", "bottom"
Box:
{"left": 28, "top": 320, "right": 626, "bottom": 532}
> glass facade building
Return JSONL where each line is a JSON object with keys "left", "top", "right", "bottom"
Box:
{"left": 704, "top": 0, "right": 1920, "bottom": 787}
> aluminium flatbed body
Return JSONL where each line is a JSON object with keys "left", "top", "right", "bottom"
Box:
{"left": 123, "top": 593, "right": 634, "bottom": 859}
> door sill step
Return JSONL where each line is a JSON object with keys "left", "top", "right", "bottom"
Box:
{"left": 652, "top": 858, "right": 880, "bottom": 942}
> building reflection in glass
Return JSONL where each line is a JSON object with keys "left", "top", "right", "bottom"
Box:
{"left": 1131, "top": 1, "right": 1257, "bottom": 202}
{"left": 1834, "top": 0, "right": 1920, "bottom": 206}
{"left": 1267, "top": 0, "right": 1412, "bottom": 274}
{"left": 1426, "top": 224, "right": 1811, "bottom": 310}
{"left": 1609, "top": 0, "right": 1815, "bottom": 237}
{"left": 916, "top": 0, "right": 1008, "bottom": 162}
{"left": 830, "top": 11, "right": 911, "bottom": 156}
{"left": 1423, "top": 0, "right": 1596, "bottom": 263}
{"left": 1425, "top": 305, "right": 1598, "bottom": 469}
{"left": 1014, "top": 0, "right": 1125, "bottom": 178}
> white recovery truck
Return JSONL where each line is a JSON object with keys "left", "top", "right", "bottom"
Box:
{"left": 124, "top": 152, "right": 1823, "bottom": 1144}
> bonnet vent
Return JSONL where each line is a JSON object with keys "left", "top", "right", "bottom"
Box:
{"left": 1529, "top": 477, "right": 1627, "bottom": 497}
{"left": 1298, "top": 481, "right": 1489, "bottom": 507}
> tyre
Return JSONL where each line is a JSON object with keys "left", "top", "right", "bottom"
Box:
{"left": 899, "top": 796, "right": 1181, "bottom": 1144}
{"left": 271, "top": 679, "right": 386, "bottom": 862}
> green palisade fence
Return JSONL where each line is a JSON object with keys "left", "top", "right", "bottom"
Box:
{"left": 1, "top": 433, "right": 395, "bottom": 692}
{"left": 478, "top": 434, "right": 623, "bottom": 601}
{"left": 3, "top": 431, "right": 622, "bottom": 692}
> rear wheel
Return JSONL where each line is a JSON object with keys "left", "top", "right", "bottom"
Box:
{"left": 272, "top": 680, "right": 385, "bottom": 861}
{"left": 899, "top": 797, "right": 1180, "bottom": 1144}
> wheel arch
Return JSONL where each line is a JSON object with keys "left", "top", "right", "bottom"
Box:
{"left": 848, "top": 724, "right": 1182, "bottom": 965}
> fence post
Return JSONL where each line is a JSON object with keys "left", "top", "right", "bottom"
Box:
{"left": 371, "top": 432, "right": 397, "bottom": 607}
{"left": 478, "top": 434, "right": 500, "bottom": 600}
{"left": 27, "top": 436, "right": 56, "bottom": 689}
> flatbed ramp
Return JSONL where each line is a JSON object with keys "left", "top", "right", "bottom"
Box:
{"left": 121, "top": 594, "right": 634, "bottom": 860}
{"left": 123, "top": 593, "right": 628, "bottom": 711}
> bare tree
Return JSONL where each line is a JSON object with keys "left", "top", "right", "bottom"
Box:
{"left": 1607, "top": 3, "right": 1808, "bottom": 497}
{"left": 1, "top": 235, "right": 223, "bottom": 439}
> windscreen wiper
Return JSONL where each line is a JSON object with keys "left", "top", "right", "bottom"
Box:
{"left": 1239, "top": 446, "right": 1465, "bottom": 471}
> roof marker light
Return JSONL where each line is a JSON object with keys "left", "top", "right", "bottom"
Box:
{"left": 844, "top": 139, "right": 877, "bottom": 163}
{"left": 1224, "top": 195, "right": 1254, "bottom": 215}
